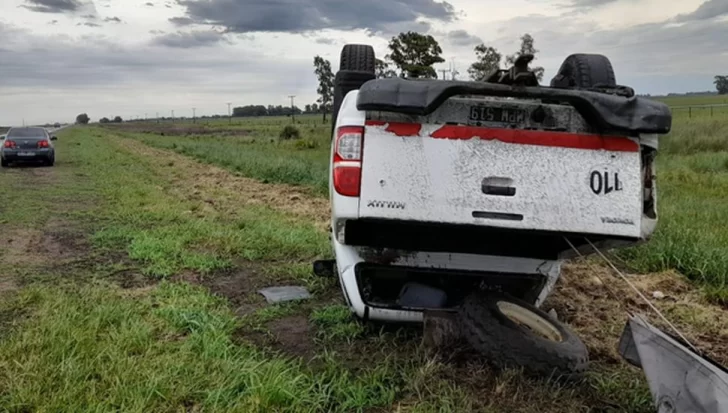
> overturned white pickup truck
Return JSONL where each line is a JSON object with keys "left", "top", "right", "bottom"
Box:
{"left": 319, "top": 44, "right": 671, "bottom": 376}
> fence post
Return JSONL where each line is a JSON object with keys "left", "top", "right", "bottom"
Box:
{"left": 711, "top": 106, "right": 714, "bottom": 117}
{"left": 689, "top": 107, "right": 692, "bottom": 118}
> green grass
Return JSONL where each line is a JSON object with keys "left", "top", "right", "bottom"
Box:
{"left": 619, "top": 116, "right": 728, "bottom": 289}
{"left": 62, "top": 127, "right": 328, "bottom": 277}
{"left": 0, "top": 282, "right": 409, "bottom": 412}
{"left": 310, "top": 305, "right": 365, "bottom": 343}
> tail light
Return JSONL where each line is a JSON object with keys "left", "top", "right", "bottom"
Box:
{"left": 3, "top": 140, "right": 16, "bottom": 148}
{"left": 38, "top": 140, "right": 50, "bottom": 148}
{"left": 333, "top": 126, "right": 364, "bottom": 197}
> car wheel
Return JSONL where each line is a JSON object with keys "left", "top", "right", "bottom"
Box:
{"left": 45, "top": 156, "right": 54, "bottom": 167}
{"left": 550, "top": 53, "right": 616, "bottom": 89}
{"left": 458, "top": 291, "right": 589, "bottom": 379}
{"left": 332, "top": 44, "right": 377, "bottom": 134}
{"left": 1, "top": 158, "right": 8, "bottom": 168}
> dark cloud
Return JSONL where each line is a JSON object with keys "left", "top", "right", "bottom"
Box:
{"left": 104, "top": 16, "right": 122, "bottom": 23}
{"left": 173, "top": 0, "right": 455, "bottom": 34}
{"left": 149, "top": 29, "right": 165, "bottom": 34}
{"left": 145, "top": 1, "right": 154, "bottom": 5}
{"left": 76, "top": 22, "right": 100, "bottom": 27}
{"left": 447, "top": 29, "right": 482, "bottom": 46}
{"left": 561, "top": 0, "right": 618, "bottom": 8}
{"left": 674, "top": 0, "right": 728, "bottom": 22}
{"left": 169, "top": 16, "right": 194, "bottom": 25}
{"left": 81, "top": 13, "right": 95, "bottom": 18}
{"left": 22, "top": 0, "right": 83, "bottom": 13}
{"left": 315, "top": 37, "right": 336, "bottom": 45}
{"left": 49, "top": 19, "right": 59, "bottom": 24}
{"left": 152, "top": 30, "right": 230, "bottom": 48}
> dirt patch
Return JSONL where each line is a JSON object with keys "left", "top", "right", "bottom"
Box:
{"left": 267, "top": 315, "right": 316, "bottom": 359}
{"left": 198, "top": 265, "right": 273, "bottom": 316}
{"left": 0, "top": 229, "right": 44, "bottom": 267}
{"left": 114, "top": 137, "right": 329, "bottom": 230}
{"left": 545, "top": 262, "right": 728, "bottom": 366}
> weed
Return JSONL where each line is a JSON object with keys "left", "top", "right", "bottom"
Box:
{"left": 280, "top": 125, "right": 301, "bottom": 140}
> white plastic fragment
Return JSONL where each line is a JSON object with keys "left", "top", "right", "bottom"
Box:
{"left": 258, "top": 286, "right": 311, "bottom": 304}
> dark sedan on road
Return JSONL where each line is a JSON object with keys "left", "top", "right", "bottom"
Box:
{"left": 1, "top": 127, "right": 57, "bottom": 167}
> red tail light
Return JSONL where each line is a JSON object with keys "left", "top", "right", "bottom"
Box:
{"left": 38, "top": 140, "right": 49, "bottom": 148}
{"left": 3, "top": 140, "right": 16, "bottom": 148}
{"left": 333, "top": 126, "right": 364, "bottom": 197}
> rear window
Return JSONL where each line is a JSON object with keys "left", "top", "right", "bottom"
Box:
{"left": 7, "top": 128, "right": 47, "bottom": 139}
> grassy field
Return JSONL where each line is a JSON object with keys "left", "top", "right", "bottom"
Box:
{"left": 1, "top": 100, "right": 727, "bottom": 411}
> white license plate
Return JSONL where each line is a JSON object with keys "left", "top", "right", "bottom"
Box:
{"left": 18, "top": 152, "right": 35, "bottom": 156}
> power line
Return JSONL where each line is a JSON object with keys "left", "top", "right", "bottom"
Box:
{"left": 288, "top": 95, "right": 296, "bottom": 123}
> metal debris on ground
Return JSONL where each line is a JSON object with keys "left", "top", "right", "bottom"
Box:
{"left": 258, "top": 286, "right": 311, "bottom": 304}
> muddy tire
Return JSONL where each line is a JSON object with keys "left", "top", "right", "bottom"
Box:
{"left": 551, "top": 54, "right": 616, "bottom": 88}
{"left": 332, "top": 44, "right": 376, "bottom": 134}
{"left": 459, "top": 291, "right": 589, "bottom": 378}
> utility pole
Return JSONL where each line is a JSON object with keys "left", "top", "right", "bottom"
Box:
{"left": 145, "top": 113, "right": 148, "bottom": 121}
{"left": 288, "top": 95, "right": 296, "bottom": 123}
{"left": 171, "top": 110, "right": 175, "bottom": 123}
{"left": 439, "top": 68, "right": 451, "bottom": 81}
{"left": 192, "top": 107, "right": 196, "bottom": 124}
{"left": 450, "top": 58, "right": 459, "bottom": 81}
{"left": 156, "top": 112, "right": 159, "bottom": 124}
{"left": 227, "top": 102, "right": 232, "bottom": 125}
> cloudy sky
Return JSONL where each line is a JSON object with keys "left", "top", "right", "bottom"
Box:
{"left": 1, "top": 0, "right": 726, "bottom": 125}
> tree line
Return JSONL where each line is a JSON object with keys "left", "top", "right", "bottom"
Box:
{"left": 231, "top": 104, "right": 326, "bottom": 118}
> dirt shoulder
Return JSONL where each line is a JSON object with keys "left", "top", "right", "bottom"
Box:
{"left": 112, "top": 137, "right": 330, "bottom": 231}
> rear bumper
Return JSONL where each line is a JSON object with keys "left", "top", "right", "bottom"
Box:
{"left": 340, "top": 218, "right": 639, "bottom": 261}
{"left": 2, "top": 149, "right": 53, "bottom": 162}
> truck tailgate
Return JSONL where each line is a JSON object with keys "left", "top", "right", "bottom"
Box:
{"left": 358, "top": 121, "right": 644, "bottom": 238}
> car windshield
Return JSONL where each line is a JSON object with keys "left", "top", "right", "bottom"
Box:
{"left": 7, "top": 128, "right": 47, "bottom": 139}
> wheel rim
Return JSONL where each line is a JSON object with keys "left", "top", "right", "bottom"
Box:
{"left": 496, "top": 301, "right": 563, "bottom": 342}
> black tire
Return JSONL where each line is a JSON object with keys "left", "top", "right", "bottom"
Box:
{"left": 1, "top": 159, "right": 8, "bottom": 167}
{"left": 339, "top": 44, "right": 376, "bottom": 73}
{"left": 550, "top": 54, "right": 616, "bottom": 89}
{"left": 46, "top": 157, "right": 54, "bottom": 167}
{"left": 332, "top": 45, "right": 376, "bottom": 134}
{"left": 459, "top": 291, "right": 589, "bottom": 378}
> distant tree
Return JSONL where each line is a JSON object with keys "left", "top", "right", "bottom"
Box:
{"left": 76, "top": 113, "right": 90, "bottom": 125}
{"left": 304, "top": 104, "right": 312, "bottom": 113}
{"left": 386, "top": 32, "right": 445, "bottom": 79}
{"left": 313, "top": 56, "right": 334, "bottom": 123}
{"left": 311, "top": 103, "right": 319, "bottom": 113}
{"left": 99, "top": 117, "right": 110, "bottom": 124}
{"left": 233, "top": 105, "right": 268, "bottom": 117}
{"left": 113, "top": 116, "right": 123, "bottom": 123}
{"left": 715, "top": 75, "right": 728, "bottom": 94}
{"left": 505, "top": 34, "right": 544, "bottom": 82}
{"left": 468, "top": 44, "right": 502, "bottom": 81}
{"left": 375, "top": 58, "right": 397, "bottom": 78}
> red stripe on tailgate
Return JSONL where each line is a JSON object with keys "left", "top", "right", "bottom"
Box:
{"left": 365, "top": 121, "right": 638, "bottom": 152}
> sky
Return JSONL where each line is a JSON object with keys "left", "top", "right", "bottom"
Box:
{"left": 1, "top": 0, "right": 726, "bottom": 125}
